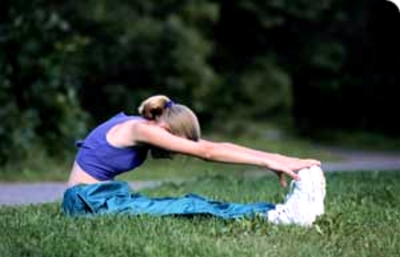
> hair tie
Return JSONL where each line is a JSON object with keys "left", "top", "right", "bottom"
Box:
{"left": 165, "top": 100, "right": 176, "bottom": 108}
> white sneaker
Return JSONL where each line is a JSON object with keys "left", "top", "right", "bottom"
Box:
{"left": 267, "top": 168, "right": 316, "bottom": 226}
{"left": 308, "top": 165, "right": 326, "bottom": 217}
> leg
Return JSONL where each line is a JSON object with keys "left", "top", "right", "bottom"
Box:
{"left": 114, "top": 193, "right": 275, "bottom": 219}
{"left": 62, "top": 181, "right": 275, "bottom": 219}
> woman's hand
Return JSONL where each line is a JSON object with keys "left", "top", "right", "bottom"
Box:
{"left": 267, "top": 156, "right": 321, "bottom": 187}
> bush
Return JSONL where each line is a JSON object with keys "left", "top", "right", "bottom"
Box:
{"left": 0, "top": 0, "right": 89, "bottom": 164}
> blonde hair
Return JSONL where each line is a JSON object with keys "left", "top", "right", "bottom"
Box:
{"left": 138, "top": 95, "right": 201, "bottom": 141}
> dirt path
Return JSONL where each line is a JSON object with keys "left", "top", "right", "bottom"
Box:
{"left": 320, "top": 146, "right": 400, "bottom": 172}
{"left": 0, "top": 181, "right": 162, "bottom": 207}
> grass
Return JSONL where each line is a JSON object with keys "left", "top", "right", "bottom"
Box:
{"left": 1, "top": 170, "right": 400, "bottom": 257}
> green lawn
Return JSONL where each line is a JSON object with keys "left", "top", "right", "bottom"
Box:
{"left": 1, "top": 171, "right": 400, "bottom": 257}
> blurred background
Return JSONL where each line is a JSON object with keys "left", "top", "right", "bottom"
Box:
{"left": 1, "top": 0, "right": 399, "bottom": 175}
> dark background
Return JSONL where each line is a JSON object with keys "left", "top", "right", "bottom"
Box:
{"left": 1, "top": 0, "right": 399, "bottom": 165}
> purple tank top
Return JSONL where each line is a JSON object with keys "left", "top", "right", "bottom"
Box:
{"left": 75, "top": 112, "right": 148, "bottom": 181}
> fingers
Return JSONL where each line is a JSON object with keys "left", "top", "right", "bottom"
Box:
{"left": 306, "top": 159, "right": 321, "bottom": 166}
{"left": 284, "top": 168, "right": 299, "bottom": 181}
{"left": 273, "top": 171, "right": 288, "bottom": 187}
{"left": 279, "top": 173, "right": 287, "bottom": 187}
{"left": 294, "top": 159, "right": 321, "bottom": 170}
{"left": 269, "top": 157, "right": 318, "bottom": 186}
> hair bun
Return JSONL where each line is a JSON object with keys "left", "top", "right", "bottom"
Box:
{"left": 138, "top": 95, "right": 171, "bottom": 120}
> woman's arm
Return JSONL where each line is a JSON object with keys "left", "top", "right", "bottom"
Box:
{"left": 209, "top": 142, "right": 320, "bottom": 186}
{"left": 132, "top": 122, "right": 320, "bottom": 184}
{"left": 214, "top": 142, "right": 320, "bottom": 171}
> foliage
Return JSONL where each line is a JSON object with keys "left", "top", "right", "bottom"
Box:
{"left": 0, "top": 0, "right": 89, "bottom": 164}
{"left": 1, "top": 171, "right": 400, "bottom": 257}
{"left": 1, "top": 0, "right": 399, "bottom": 166}
{"left": 213, "top": 0, "right": 400, "bottom": 136}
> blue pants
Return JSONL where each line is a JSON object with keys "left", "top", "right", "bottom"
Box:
{"left": 62, "top": 181, "right": 275, "bottom": 219}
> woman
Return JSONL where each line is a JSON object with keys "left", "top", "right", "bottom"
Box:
{"left": 63, "top": 95, "right": 326, "bottom": 226}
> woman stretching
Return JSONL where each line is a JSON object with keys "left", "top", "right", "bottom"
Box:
{"left": 63, "top": 95, "right": 326, "bottom": 226}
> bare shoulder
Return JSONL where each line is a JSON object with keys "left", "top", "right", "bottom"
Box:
{"left": 132, "top": 122, "right": 208, "bottom": 156}
{"left": 107, "top": 119, "right": 149, "bottom": 147}
{"left": 129, "top": 120, "right": 165, "bottom": 142}
{"left": 130, "top": 119, "right": 157, "bottom": 134}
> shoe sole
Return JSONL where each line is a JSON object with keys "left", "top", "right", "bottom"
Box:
{"left": 309, "top": 165, "right": 326, "bottom": 217}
